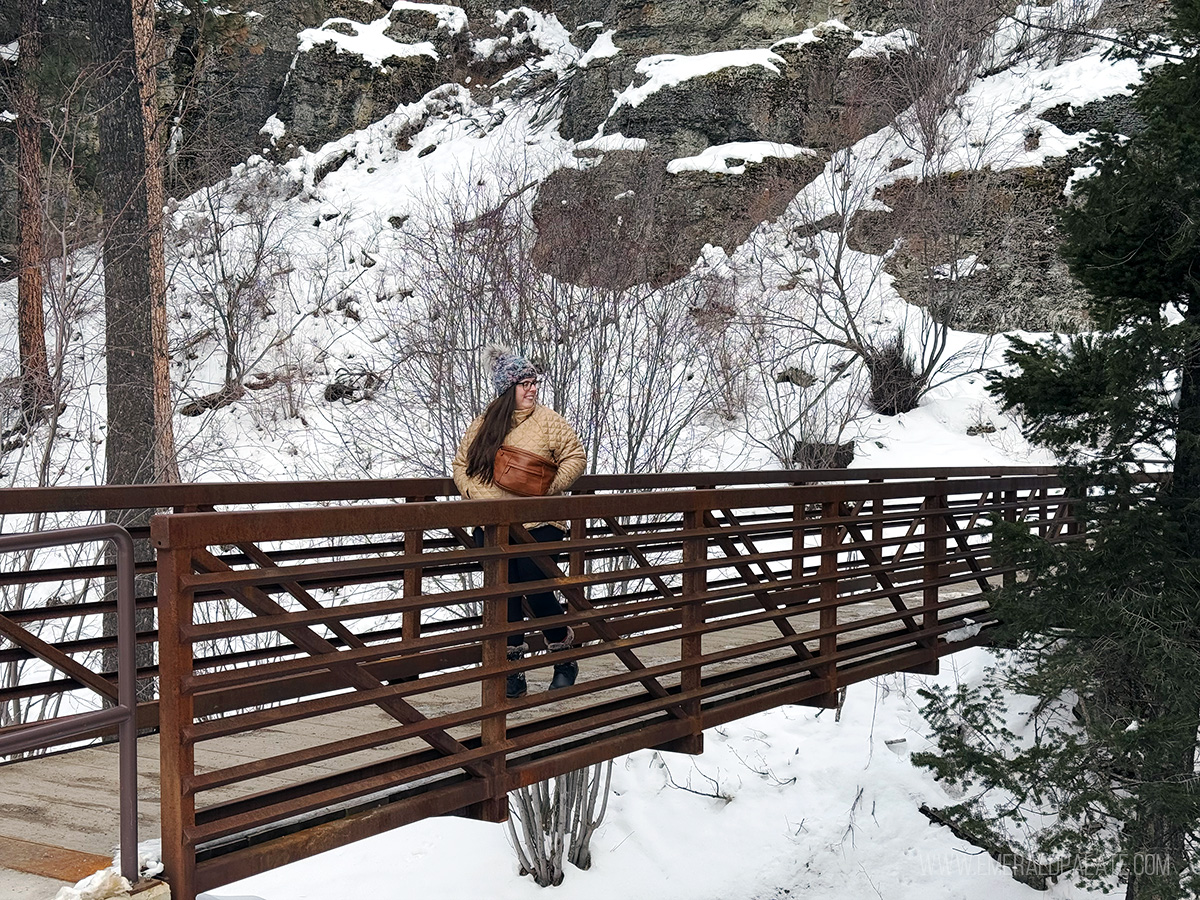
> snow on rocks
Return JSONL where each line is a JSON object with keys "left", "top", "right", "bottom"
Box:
{"left": 666, "top": 141, "right": 818, "bottom": 175}
{"left": 295, "top": 1, "right": 473, "bottom": 69}
{"left": 297, "top": 18, "right": 438, "bottom": 67}
{"left": 847, "top": 28, "right": 916, "bottom": 59}
{"left": 391, "top": 1, "right": 468, "bottom": 35}
{"left": 259, "top": 115, "right": 286, "bottom": 144}
{"left": 610, "top": 48, "right": 787, "bottom": 112}
{"left": 770, "top": 18, "right": 852, "bottom": 50}
{"left": 575, "top": 132, "right": 648, "bottom": 154}
{"left": 577, "top": 29, "right": 620, "bottom": 67}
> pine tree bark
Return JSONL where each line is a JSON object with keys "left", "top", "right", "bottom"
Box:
{"left": 91, "top": 0, "right": 176, "bottom": 699}
{"left": 91, "top": 0, "right": 176, "bottom": 485}
{"left": 16, "top": 0, "right": 50, "bottom": 416}
{"left": 133, "top": 0, "right": 180, "bottom": 484}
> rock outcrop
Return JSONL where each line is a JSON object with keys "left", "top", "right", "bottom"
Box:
{"left": 0, "top": 0, "right": 1165, "bottom": 335}
{"left": 850, "top": 163, "right": 1093, "bottom": 332}
{"left": 533, "top": 150, "right": 824, "bottom": 288}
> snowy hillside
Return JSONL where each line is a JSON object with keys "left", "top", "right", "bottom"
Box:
{"left": 3, "top": 6, "right": 1154, "bottom": 489}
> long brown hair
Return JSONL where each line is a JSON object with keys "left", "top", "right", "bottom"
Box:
{"left": 465, "top": 386, "right": 518, "bottom": 483}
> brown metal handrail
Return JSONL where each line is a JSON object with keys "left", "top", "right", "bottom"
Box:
{"left": 0, "top": 466, "right": 1059, "bottom": 514}
{"left": 0, "top": 525, "right": 139, "bottom": 883}
{"left": 146, "top": 471, "right": 1075, "bottom": 899}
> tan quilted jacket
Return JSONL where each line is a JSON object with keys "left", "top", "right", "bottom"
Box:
{"left": 452, "top": 404, "right": 587, "bottom": 530}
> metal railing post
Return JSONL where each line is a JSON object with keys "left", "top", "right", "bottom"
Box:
{"left": 817, "top": 502, "right": 840, "bottom": 708}
{"left": 918, "top": 487, "right": 947, "bottom": 674}
{"left": 477, "top": 522, "right": 509, "bottom": 821}
{"left": 677, "top": 508, "right": 705, "bottom": 754}
{"left": 156, "top": 542, "right": 197, "bottom": 899}
{"left": 1003, "top": 489, "right": 1017, "bottom": 588}
{"left": 402, "top": 496, "right": 427, "bottom": 642}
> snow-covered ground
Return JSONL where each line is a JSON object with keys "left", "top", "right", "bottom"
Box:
{"left": 186, "top": 649, "right": 1107, "bottom": 900}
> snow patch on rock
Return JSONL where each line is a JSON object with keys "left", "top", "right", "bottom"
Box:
{"left": 578, "top": 29, "right": 620, "bottom": 67}
{"left": 667, "top": 141, "right": 817, "bottom": 175}
{"left": 612, "top": 48, "right": 786, "bottom": 111}
{"left": 298, "top": 19, "right": 438, "bottom": 67}
{"left": 848, "top": 28, "right": 916, "bottom": 59}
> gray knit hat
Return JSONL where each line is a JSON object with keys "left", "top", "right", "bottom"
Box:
{"left": 485, "top": 344, "right": 537, "bottom": 397}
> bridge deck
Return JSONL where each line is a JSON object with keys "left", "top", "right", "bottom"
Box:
{"left": 0, "top": 594, "right": 988, "bottom": 896}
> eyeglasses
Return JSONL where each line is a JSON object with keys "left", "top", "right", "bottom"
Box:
{"left": 516, "top": 378, "right": 540, "bottom": 390}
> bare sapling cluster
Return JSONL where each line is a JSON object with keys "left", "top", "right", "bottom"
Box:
{"left": 163, "top": 162, "right": 377, "bottom": 480}
{"left": 998, "top": 0, "right": 1142, "bottom": 68}
{"left": 744, "top": 141, "right": 905, "bottom": 427}
{"left": 168, "top": 172, "right": 305, "bottom": 418}
{"left": 365, "top": 153, "right": 722, "bottom": 480}
{"left": 695, "top": 257, "right": 866, "bottom": 466}
{"left": 743, "top": 0, "right": 1016, "bottom": 429}
{"left": 506, "top": 760, "right": 613, "bottom": 886}
{"left": 882, "top": 0, "right": 1000, "bottom": 167}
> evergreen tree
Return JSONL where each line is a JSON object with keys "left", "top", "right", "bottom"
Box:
{"left": 914, "top": 4, "right": 1200, "bottom": 898}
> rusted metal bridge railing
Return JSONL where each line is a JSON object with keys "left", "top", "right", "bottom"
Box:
{"left": 0, "top": 525, "right": 140, "bottom": 884}
{"left": 0, "top": 468, "right": 1075, "bottom": 899}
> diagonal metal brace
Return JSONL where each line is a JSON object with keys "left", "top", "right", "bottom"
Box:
{"left": 702, "top": 511, "right": 815, "bottom": 660}
{"left": 192, "top": 548, "right": 487, "bottom": 777}
{"left": 501, "top": 524, "right": 690, "bottom": 720}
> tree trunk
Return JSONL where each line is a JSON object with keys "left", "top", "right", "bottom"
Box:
{"left": 91, "top": 0, "right": 173, "bottom": 698}
{"left": 91, "top": 0, "right": 177, "bottom": 486}
{"left": 133, "top": 0, "right": 180, "bottom": 484}
{"left": 1173, "top": 298, "right": 1200, "bottom": 545}
{"left": 1124, "top": 296, "right": 1200, "bottom": 898}
{"left": 16, "top": 0, "right": 49, "bottom": 416}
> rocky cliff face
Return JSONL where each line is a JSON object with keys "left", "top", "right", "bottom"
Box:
{"left": 1, "top": 0, "right": 1164, "bottom": 330}
{"left": 199, "top": 0, "right": 1150, "bottom": 326}
{"left": 540, "top": 22, "right": 902, "bottom": 288}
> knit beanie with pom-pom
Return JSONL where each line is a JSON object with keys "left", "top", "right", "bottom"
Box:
{"left": 485, "top": 344, "right": 538, "bottom": 397}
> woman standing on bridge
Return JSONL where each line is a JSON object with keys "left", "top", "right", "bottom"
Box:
{"left": 453, "top": 346, "right": 586, "bottom": 699}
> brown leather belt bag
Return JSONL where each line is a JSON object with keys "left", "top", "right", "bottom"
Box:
{"left": 493, "top": 445, "right": 559, "bottom": 497}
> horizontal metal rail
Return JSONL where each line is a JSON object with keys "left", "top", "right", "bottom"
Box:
{"left": 0, "top": 467, "right": 1059, "bottom": 514}
{"left": 0, "top": 525, "right": 139, "bottom": 883}
{"left": 143, "top": 471, "right": 1073, "bottom": 899}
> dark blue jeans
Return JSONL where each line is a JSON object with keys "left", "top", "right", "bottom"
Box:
{"left": 473, "top": 524, "right": 569, "bottom": 647}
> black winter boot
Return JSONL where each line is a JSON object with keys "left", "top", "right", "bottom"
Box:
{"left": 546, "top": 628, "right": 578, "bottom": 691}
{"left": 506, "top": 643, "right": 528, "bottom": 699}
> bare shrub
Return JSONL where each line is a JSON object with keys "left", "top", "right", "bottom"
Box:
{"left": 998, "top": 0, "right": 1121, "bottom": 69}
{"left": 880, "top": 0, "right": 1001, "bottom": 166}
{"left": 716, "top": 282, "right": 868, "bottom": 464}
{"left": 506, "top": 761, "right": 613, "bottom": 886}
{"left": 864, "top": 332, "right": 923, "bottom": 417}
{"left": 165, "top": 167, "right": 359, "bottom": 441}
